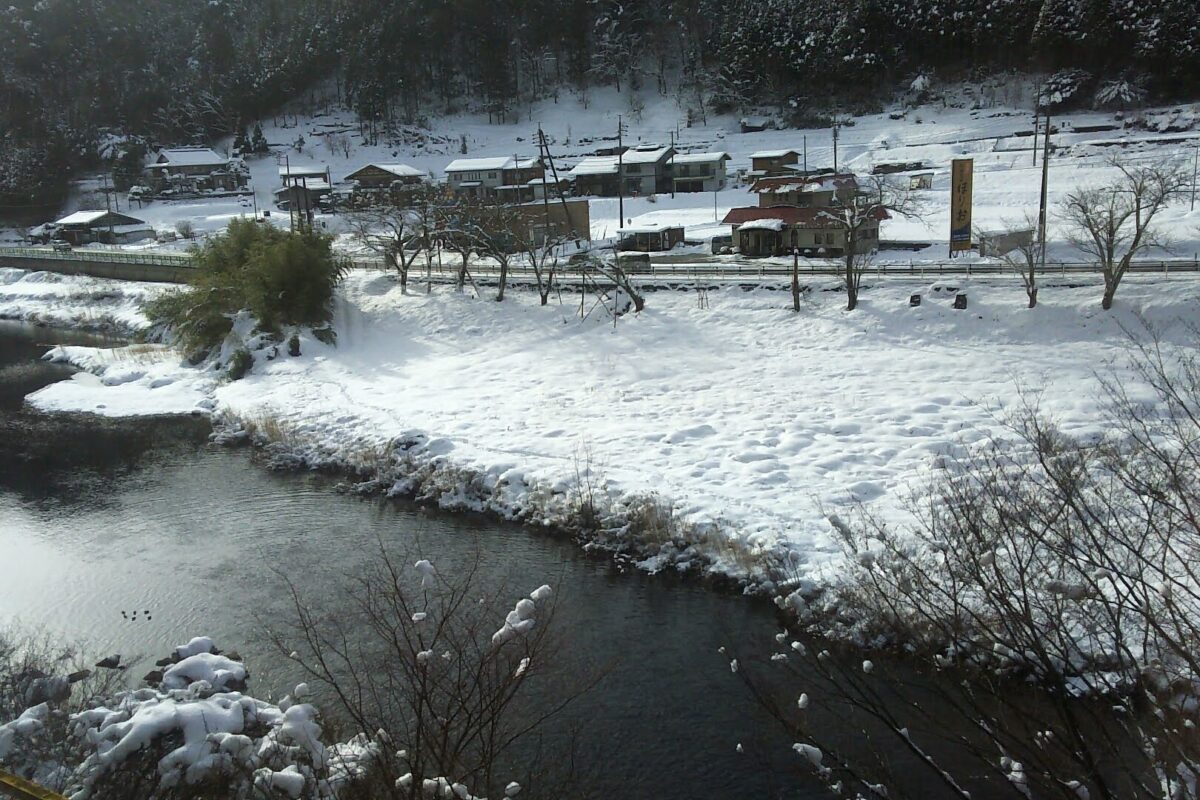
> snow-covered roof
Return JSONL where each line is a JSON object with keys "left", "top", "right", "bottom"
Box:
{"left": 751, "top": 173, "right": 858, "bottom": 194}
{"left": 156, "top": 148, "right": 228, "bottom": 167}
{"left": 671, "top": 151, "right": 730, "bottom": 164}
{"left": 750, "top": 149, "right": 798, "bottom": 160}
{"left": 569, "top": 157, "right": 620, "bottom": 177}
{"left": 621, "top": 146, "right": 673, "bottom": 164}
{"left": 279, "top": 165, "right": 328, "bottom": 177}
{"left": 54, "top": 210, "right": 146, "bottom": 227}
{"left": 737, "top": 218, "right": 786, "bottom": 232}
{"left": 273, "top": 180, "right": 332, "bottom": 194}
{"left": 617, "top": 222, "right": 683, "bottom": 234}
{"left": 374, "top": 164, "right": 425, "bottom": 178}
{"left": 445, "top": 156, "right": 538, "bottom": 173}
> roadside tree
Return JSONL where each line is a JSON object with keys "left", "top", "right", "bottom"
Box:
{"left": 1060, "top": 158, "right": 1186, "bottom": 309}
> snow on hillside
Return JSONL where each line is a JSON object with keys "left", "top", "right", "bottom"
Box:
{"left": 25, "top": 272, "right": 1200, "bottom": 583}
{"left": 27, "top": 82, "right": 1200, "bottom": 259}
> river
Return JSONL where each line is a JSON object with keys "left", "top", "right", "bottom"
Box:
{"left": 0, "top": 321, "right": 839, "bottom": 798}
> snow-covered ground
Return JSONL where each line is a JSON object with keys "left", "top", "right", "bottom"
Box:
{"left": 0, "top": 268, "right": 159, "bottom": 333}
{"left": 20, "top": 271, "right": 1198, "bottom": 584}
{"left": 11, "top": 81, "right": 1199, "bottom": 260}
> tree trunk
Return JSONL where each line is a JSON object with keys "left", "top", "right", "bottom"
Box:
{"left": 457, "top": 252, "right": 469, "bottom": 292}
{"left": 1028, "top": 286, "right": 1037, "bottom": 308}
{"left": 496, "top": 260, "right": 507, "bottom": 301}
{"left": 791, "top": 249, "right": 800, "bottom": 312}
{"left": 1102, "top": 286, "right": 1115, "bottom": 310}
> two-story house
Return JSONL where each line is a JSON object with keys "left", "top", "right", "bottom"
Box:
{"left": 722, "top": 172, "right": 886, "bottom": 257}
{"left": 569, "top": 145, "right": 676, "bottom": 197}
{"left": 748, "top": 149, "right": 799, "bottom": 178}
{"left": 750, "top": 173, "right": 859, "bottom": 208}
{"left": 670, "top": 152, "right": 730, "bottom": 193}
{"left": 444, "top": 156, "right": 544, "bottom": 201}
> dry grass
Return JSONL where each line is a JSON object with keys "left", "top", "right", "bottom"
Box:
{"left": 226, "top": 409, "right": 300, "bottom": 447}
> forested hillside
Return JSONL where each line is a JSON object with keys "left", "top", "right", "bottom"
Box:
{"left": 2, "top": 0, "right": 1197, "bottom": 213}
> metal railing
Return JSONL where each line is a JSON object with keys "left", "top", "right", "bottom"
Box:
{"left": 2, "top": 246, "right": 1197, "bottom": 283}
{"left": 0, "top": 247, "right": 194, "bottom": 268}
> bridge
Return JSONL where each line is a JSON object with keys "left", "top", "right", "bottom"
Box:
{"left": 0, "top": 246, "right": 1197, "bottom": 286}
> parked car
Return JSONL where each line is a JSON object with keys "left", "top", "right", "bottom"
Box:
{"left": 51, "top": 240, "right": 72, "bottom": 252}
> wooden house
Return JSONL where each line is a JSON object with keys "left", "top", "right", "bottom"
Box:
{"left": 145, "top": 147, "right": 247, "bottom": 195}
{"left": 53, "top": 210, "right": 154, "bottom": 245}
{"left": 722, "top": 206, "right": 885, "bottom": 257}
{"left": 748, "top": 149, "right": 799, "bottom": 178}
{"left": 751, "top": 173, "right": 859, "bottom": 208}
{"left": 344, "top": 163, "right": 427, "bottom": 189}
{"left": 616, "top": 223, "right": 685, "bottom": 252}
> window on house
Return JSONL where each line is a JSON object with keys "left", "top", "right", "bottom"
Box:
{"left": 488, "top": 172, "right": 497, "bottom": 179}
{"left": 825, "top": 233, "right": 835, "bottom": 245}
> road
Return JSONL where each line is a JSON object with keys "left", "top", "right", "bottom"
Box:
{"left": 1, "top": 245, "right": 1198, "bottom": 285}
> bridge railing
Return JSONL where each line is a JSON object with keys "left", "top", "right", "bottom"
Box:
{"left": 0, "top": 247, "right": 194, "bottom": 268}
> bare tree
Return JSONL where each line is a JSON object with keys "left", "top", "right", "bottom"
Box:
{"left": 819, "top": 175, "right": 922, "bottom": 311}
{"left": 729, "top": 336, "right": 1200, "bottom": 800}
{"left": 268, "top": 544, "right": 603, "bottom": 799}
{"left": 437, "top": 198, "right": 486, "bottom": 293}
{"left": 472, "top": 204, "right": 522, "bottom": 302}
{"left": 515, "top": 230, "right": 568, "bottom": 306}
{"left": 349, "top": 189, "right": 437, "bottom": 293}
{"left": 1060, "top": 158, "right": 1186, "bottom": 309}
{"left": 583, "top": 252, "right": 645, "bottom": 314}
{"left": 981, "top": 217, "right": 1041, "bottom": 307}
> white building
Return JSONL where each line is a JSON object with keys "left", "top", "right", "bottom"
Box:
{"left": 444, "top": 156, "right": 543, "bottom": 199}
{"left": 670, "top": 151, "right": 730, "bottom": 193}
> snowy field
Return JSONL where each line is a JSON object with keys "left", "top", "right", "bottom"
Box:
{"left": 9, "top": 81, "right": 1198, "bottom": 261}
{"left": 22, "top": 271, "right": 1199, "bottom": 583}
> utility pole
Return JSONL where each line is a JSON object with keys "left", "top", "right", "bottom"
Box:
{"left": 669, "top": 130, "right": 675, "bottom": 199}
{"left": 1037, "top": 114, "right": 1051, "bottom": 269}
{"left": 617, "top": 114, "right": 625, "bottom": 229}
{"left": 832, "top": 111, "right": 841, "bottom": 173}
{"left": 1191, "top": 141, "right": 1198, "bottom": 211}
{"left": 285, "top": 154, "right": 295, "bottom": 233}
{"left": 803, "top": 135, "right": 807, "bottom": 175}
{"left": 1033, "top": 110, "right": 1040, "bottom": 167}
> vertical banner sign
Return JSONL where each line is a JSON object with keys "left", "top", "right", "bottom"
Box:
{"left": 949, "top": 158, "right": 974, "bottom": 255}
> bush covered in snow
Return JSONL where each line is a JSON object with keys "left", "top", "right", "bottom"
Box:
{"left": 145, "top": 220, "right": 348, "bottom": 359}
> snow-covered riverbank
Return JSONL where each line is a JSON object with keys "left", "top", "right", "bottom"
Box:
{"left": 15, "top": 269, "right": 1200, "bottom": 585}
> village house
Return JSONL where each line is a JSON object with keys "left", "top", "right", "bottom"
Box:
{"left": 722, "top": 172, "right": 886, "bottom": 257}
{"left": 670, "top": 151, "right": 730, "bottom": 193}
{"left": 569, "top": 145, "right": 675, "bottom": 197}
{"left": 616, "top": 222, "right": 685, "bottom": 252}
{"left": 52, "top": 210, "right": 155, "bottom": 245}
{"left": 722, "top": 205, "right": 886, "bottom": 257}
{"left": 751, "top": 173, "right": 859, "bottom": 208}
{"left": 276, "top": 164, "right": 333, "bottom": 211}
{"left": 748, "top": 149, "right": 799, "bottom": 178}
{"left": 344, "top": 163, "right": 428, "bottom": 206}
{"left": 144, "top": 147, "right": 247, "bottom": 196}
{"left": 512, "top": 198, "right": 591, "bottom": 245}
{"left": 444, "top": 156, "right": 544, "bottom": 201}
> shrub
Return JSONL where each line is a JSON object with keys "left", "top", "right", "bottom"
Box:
{"left": 226, "top": 348, "right": 252, "bottom": 381}
{"left": 145, "top": 219, "right": 348, "bottom": 357}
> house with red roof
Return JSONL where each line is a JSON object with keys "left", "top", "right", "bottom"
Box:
{"left": 722, "top": 173, "right": 888, "bottom": 257}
